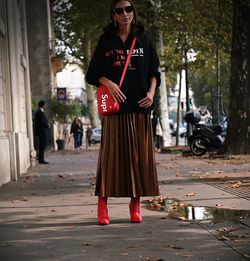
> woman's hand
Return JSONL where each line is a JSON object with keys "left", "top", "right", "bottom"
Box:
{"left": 99, "top": 77, "right": 126, "bottom": 103}
{"left": 107, "top": 81, "right": 126, "bottom": 103}
{"left": 138, "top": 76, "right": 157, "bottom": 108}
{"left": 138, "top": 91, "right": 154, "bottom": 108}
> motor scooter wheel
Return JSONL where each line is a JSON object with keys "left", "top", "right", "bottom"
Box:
{"left": 190, "top": 137, "right": 207, "bottom": 156}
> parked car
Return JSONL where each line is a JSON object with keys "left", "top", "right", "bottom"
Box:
{"left": 171, "top": 123, "right": 187, "bottom": 138}
{"left": 90, "top": 128, "right": 102, "bottom": 144}
{"left": 179, "top": 123, "right": 187, "bottom": 138}
{"left": 168, "top": 119, "right": 175, "bottom": 131}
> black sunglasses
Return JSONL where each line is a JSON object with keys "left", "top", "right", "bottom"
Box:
{"left": 113, "top": 5, "right": 133, "bottom": 15}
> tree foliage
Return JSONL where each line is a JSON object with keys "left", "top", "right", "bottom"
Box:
{"left": 53, "top": 0, "right": 110, "bottom": 68}
{"left": 53, "top": 0, "right": 232, "bottom": 107}
{"left": 134, "top": 0, "right": 232, "bottom": 115}
{"left": 52, "top": 0, "right": 250, "bottom": 154}
{"left": 50, "top": 96, "right": 83, "bottom": 123}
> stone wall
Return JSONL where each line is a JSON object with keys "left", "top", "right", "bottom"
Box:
{"left": 26, "top": 0, "right": 51, "bottom": 101}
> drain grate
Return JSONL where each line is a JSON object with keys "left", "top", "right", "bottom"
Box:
{"left": 206, "top": 180, "right": 250, "bottom": 201}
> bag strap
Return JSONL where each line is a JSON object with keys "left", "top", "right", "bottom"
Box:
{"left": 119, "top": 36, "right": 136, "bottom": 88}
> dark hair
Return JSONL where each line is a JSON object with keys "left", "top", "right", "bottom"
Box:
{"left": 109, "top": 0, "right": 137, "bottom": 24}
{"left": 38, "top": 100, "right": 45, "bottom": 108}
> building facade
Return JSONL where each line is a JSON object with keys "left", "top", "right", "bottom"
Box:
{"left": 0, "top": 0, "right": 54, "bottom": 187}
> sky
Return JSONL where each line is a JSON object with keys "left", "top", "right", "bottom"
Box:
{"left": 56, "top": 64, "right": 85, "bottom": 94}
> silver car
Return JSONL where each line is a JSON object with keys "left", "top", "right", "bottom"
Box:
{"left": 90, "top": 128, "right": 102, "bottom": 144}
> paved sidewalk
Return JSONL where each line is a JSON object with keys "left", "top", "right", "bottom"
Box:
{"left": 0, "top": 148, "right": 250, "bottom": 261}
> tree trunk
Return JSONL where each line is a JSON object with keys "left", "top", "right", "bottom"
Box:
{"left": 175, "top": 70, "right": 182, "bottom": 146}
{"left": 223, "top": 0, "right": 250, "bottom": 154}
{"left": 184, "top": 50, "right": 192, "bottom": 139}
{"left": 84, "top": 35, "right": 100, "bottom": 128}
{"left": 159, "top": 61, "right": 172, "bottom": 147}
{"left": 150, "top": 0, "right": 171, "bottom": 147}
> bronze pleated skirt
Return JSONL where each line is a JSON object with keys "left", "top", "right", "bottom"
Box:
{"left": 95, "top": 113, "right": 160, "bottom": 197}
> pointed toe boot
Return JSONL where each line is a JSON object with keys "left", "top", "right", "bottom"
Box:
{"left": 98, "top": 197, "right": 110, "bottom": 225}
{"left": 130, "top": 197, "right": 142, "bottom": 223}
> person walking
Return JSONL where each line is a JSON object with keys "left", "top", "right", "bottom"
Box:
{"left": 34, "top": 100, "right": 50, "bottom": 164}
{"left": 151, "top": 111, "right": 162, "bottom": 151}
{"left": 70, "top": 117, "right": 83, "bottom": 150}
{"left": 85, "top": 125, "right": 93, "bottom": 148}
{"left": 86, "top": 0, "right": 161, "bottom": 225}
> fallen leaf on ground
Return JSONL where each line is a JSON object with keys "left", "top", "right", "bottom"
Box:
{"left": 23, "top": 225, "right": 31, "bottom": 228}
{"left": 179, "top": 202, "right": 188, "bottom": 207}
{"left": 166, "top": 244, "right": 183, "bottom": 250}
{"left": 176, "top": 171, "right": 182, "bottom": 177}
{"left": 123, "top": 243, "right": 144, "bottom": 249}
{"left": 182, "top": 252, "right": 193, "bottom": 258}
{"left": 160, "top": 163, "right": 177, "bottom": 169}
{"left": 185, "top": 192, "right": 197, "bottom": 197}
{"left": 178, "top": 216, "right": 188, "bottom": 221}
{"left": 219, "top": 226, "right": 234, "bottom": 232}
{"left": 157, "top": 204, "right": 165, "bottom": 210}
{"left": 234, "top": 239, "right": 244, "bottom": 243}
{"left": 232, "top": 181, "right": 242, "bottom": 188}
{"left": 218, "top": 235, "right": 231, "bottom": 241}
{"left": 120, "top": 253, "right": 128, "bottom": 256}
{"left": 145, "top": 257, "right": 163, "bottom": 261}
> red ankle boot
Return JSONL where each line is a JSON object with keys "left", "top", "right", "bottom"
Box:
{"left": 98, "top": 197, "right": 110, "bottom": 225}
{"left": 130, "top": 197, "right": 142, "bottom": 223}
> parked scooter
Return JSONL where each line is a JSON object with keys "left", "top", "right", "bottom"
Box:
{"left": 184, "top": 111, "right": 224, "bottom": 156}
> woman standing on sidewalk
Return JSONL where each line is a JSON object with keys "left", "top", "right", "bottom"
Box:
{"left": 70, "top": 117, "right": 83, "bottom": 150}
{"left": 86, "top": 0, "right": 161, "bottom": 225}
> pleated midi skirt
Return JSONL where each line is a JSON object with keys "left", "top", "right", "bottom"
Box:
{"left": 95, "top": 113, "right": 160, "bottom": 197}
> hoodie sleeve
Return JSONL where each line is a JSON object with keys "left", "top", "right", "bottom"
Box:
{"left": 148, "top": 39, "right": 161, "bottom": 89}
{"left": 86, "top": 35, "right": 106, "bottom": 87}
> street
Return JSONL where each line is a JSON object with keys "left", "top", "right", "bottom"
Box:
{"left": 0, "top": 147, "right": 250, "bottom": 261}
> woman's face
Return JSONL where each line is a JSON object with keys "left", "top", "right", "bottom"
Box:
{"left": 113, "top": 1, "right": 134, "bottom": 26}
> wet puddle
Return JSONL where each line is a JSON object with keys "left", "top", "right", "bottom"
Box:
{"left": 146, "top": 198, "right": 250, "bottom": 223}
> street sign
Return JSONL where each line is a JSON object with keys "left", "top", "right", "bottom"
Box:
{"left": 57, "top": 87, "right": 67, "bottom": 100}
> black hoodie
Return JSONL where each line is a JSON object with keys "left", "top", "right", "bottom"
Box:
{"left": 86, "top": 23, "right": 161, "bottom": 114}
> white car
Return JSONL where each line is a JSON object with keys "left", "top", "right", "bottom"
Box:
{"left": 90, "top": 128, "right": 102, "bottom": 144}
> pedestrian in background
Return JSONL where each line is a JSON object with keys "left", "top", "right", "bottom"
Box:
{"left": 85, "top": 125, "right": 93, "bottom": 148}
{"left": 70, "top": 117, "right": 83, "bottom": 150}
{"left": 155, "top": 116, "right": 163, "bottom": 151}
{"left": 198, "top": 106, "right": 212, "bottom": 125}
{"left": 86, "top": 0, "right": 161, "bottom": 225}
{"left": 151, "top": 111, "right": 162, "bottom": 151}
{"left": 151, "top": 111, "right": 158, "bottom": 144}
{"left": 34, "top": 100, "right": 50, "bottom": 164}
